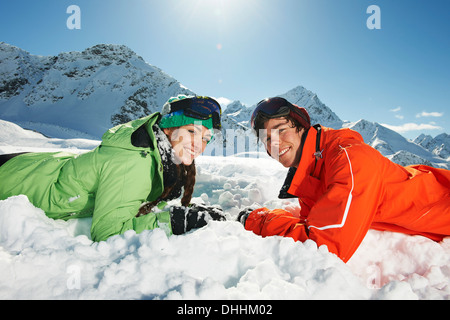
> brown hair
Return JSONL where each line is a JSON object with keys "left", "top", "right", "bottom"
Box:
{"left": 137, "top": 162, "right": 196, "bottom": 217}
{"left": 253, "top": 113, "right": 305, "bottom": 140}
{"left": 181, "top": 161, "right": 196, "bottom": 205}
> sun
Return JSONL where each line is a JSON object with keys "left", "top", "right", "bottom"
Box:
{"left": 194, "top": 0, "right": 241, "bottom": 15}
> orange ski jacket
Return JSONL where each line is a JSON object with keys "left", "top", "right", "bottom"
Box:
{"left": 245, "top": 126, "right": 450, "bottom": 262}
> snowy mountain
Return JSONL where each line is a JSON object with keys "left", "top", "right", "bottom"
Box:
{"left": 414, "top": 133, "right": 450, "bottom": 160}
{"left": 343, "top": 119, "right": 448, "bottom": 168}
{"left": 0, "top": 42, "right": 448, "bottom": 168}
{"left": 221, "top": 85, "right": 343, "bottom": 130}
{"left": 278, "top": 85, "right": 343, "bottom": 129}
{"left": 0, "top": 42, "right": 194, "bottom": 138}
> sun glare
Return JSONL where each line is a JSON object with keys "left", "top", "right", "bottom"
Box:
{"left": 194, "top": 0, "right": 243, "bottom": 15}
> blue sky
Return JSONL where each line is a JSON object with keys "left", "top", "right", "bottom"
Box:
{"left": 0, "top": 0, "right": 448, "bottom": 139}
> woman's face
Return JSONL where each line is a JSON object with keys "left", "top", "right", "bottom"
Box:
{"left": 163, "top": 124, "right": 212, "bottom": 165}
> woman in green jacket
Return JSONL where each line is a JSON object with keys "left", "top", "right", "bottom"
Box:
{"left": 0, "top": 95, "right": 225, "bottom": 241}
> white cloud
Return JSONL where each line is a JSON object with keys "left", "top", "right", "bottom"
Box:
{"left": 389, "top": 106, "right": 404, "bottom": 120}
{"left": 416, "top": 111, "right": 444, "bottom": 118}
{"left": 214, "top": 97, "right": 233, "bottom": 107}
{"left": 381, "top": 122, "right": 442, "bottom": 133}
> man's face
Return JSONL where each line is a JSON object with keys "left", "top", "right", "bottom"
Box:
{"left": 259, "top": 118, "right": 305, "bottom": 168}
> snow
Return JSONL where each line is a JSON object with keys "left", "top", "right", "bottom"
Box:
{"left": 1, "top": 121, "right": 449, "bottom": 300}
{"left": 0, "top": 119, "right": 100, "bottom": 154}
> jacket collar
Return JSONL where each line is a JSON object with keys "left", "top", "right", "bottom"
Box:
{"left": 278, "top": 125, "right": 323, "bottom": 198}
{"left": 101, "top": 113, "right": 161, "bottom": 150}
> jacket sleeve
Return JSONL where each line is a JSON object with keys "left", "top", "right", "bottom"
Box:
{"left": 245, "top": 143, "right": 384, "bottom": 262}
{"left": 245, "top": 208, "right": 309, "bottom": 242}
{"left": 90, "top": 153, "right": 170, "bottom": 242}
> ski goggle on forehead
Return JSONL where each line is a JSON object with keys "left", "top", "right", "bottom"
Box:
{"left": 251, "top": 97, "right": 299, "bottom": 129}
{"left": 170, "top": 96, "right": 222, "bottom": 130}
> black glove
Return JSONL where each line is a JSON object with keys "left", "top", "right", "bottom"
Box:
{"left": 170, "top": 204, "right": 226, "bottom": 235}
{"left": 236, "top": 207, "right": 254, "bottom": 226}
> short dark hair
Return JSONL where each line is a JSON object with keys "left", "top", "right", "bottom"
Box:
{"left": 253, "top": 113, "right": 305, "bottom": 140}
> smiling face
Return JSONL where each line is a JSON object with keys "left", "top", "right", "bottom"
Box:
{"left": 163, "top": 124, "right": 212, "bottom": 165}
{"left": 259, "top": 118, "right": 305, "bottom": 168}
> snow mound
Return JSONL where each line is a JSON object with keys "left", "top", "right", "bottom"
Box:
{"left": 0, "top": 195, "right": 369, "bottom": 299}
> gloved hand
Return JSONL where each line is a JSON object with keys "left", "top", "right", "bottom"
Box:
{"left": 236, "top": 207, "right": 255, "bottom": 227}
{"left": 170, "top": 204, "right": 226, "bottom": 235}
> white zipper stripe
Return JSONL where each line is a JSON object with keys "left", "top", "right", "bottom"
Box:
{"left": 308, "top": 146, "right": 354, "bottom": 231}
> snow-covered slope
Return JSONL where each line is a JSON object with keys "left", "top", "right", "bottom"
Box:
{"left": 0, "top": 119, "right": 99, "bottom": 154}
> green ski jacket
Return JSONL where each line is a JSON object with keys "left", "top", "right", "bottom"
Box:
{"left": 0, "top": 113, "right": 173, "bottom": 241}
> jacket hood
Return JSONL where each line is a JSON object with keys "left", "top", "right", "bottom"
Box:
{"left": 101, "top": 113, "right": 161, "bottom": 150}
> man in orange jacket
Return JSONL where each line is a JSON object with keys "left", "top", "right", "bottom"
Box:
{"left": 238, "top": 97, "right": 450, "bottom": 263}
